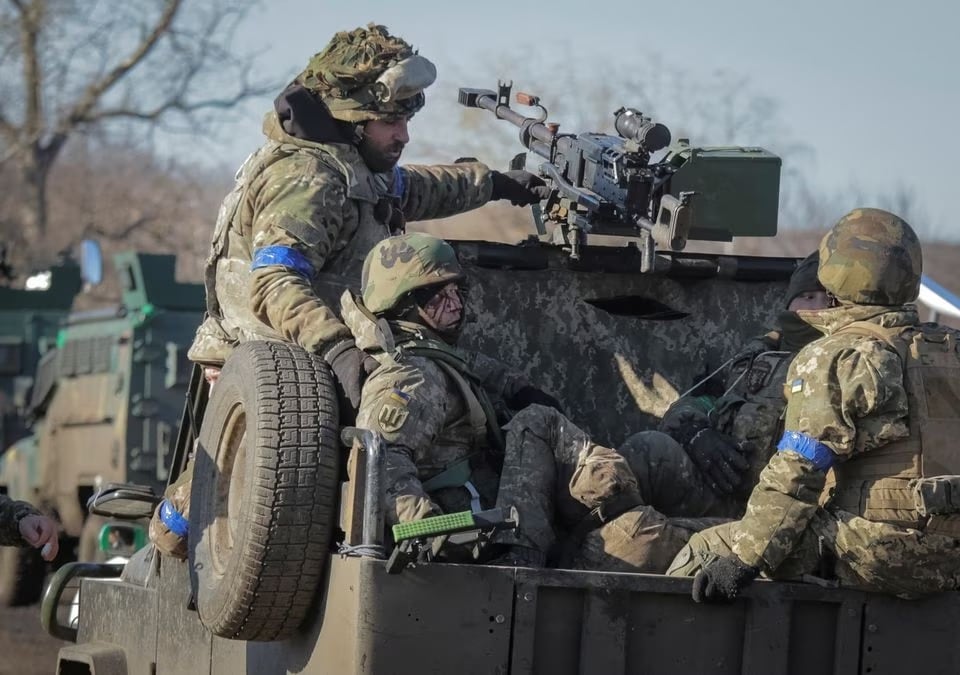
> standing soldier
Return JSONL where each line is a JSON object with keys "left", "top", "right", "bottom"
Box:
{"left": 0, "top": 494, "right": 59, "bottom": 561}
{"left": 670, "top": 208, "right": 960, "bottom": 602}
{"left": 152, "top": 25, "right": 547, "bottom": 557}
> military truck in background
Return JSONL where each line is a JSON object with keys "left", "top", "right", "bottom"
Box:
{"left": 0, "top": 249, "right": 204, "bottom": 606}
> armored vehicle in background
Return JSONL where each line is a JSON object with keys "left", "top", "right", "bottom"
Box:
{"left": 0, "top": 251, "right": 204, "bottom": 606}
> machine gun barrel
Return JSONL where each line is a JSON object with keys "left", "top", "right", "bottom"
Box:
{"left": 458, "top": 86, "right": 556, "bottom": 160}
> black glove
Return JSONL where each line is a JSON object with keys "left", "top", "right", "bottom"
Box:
{"left": 686, "top": 428, "right": 751, "bottom": 495}
{"left": 692, "top": 555, "right": 759, "bottom": 603}
{"left": 490, "top": 170, "right": 550, "bottom": 206}
{"left": 323, "top": 339, "right": 379, "bottom": 415}
{"left": 506, "top": 385, "right": 564, "bottom": 414}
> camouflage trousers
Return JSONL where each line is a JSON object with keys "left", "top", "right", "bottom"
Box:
{"left": 666, "top": 507, "right": 960, "bottom": 599}
{"left": 493, "top": 405, "right": 727, "bottom": 572}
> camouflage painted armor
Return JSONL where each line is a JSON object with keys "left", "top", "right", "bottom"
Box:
{"left": 670, "top": 210, "right": 960, "bottom": 598}
{"left": 0, "top": 494, "right": 38, "bottom": 547}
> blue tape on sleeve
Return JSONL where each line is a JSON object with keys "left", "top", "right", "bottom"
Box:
{"left": 392, "top": 165, "right": 406, "bottom": 199}
{"left": 777, "top": 430, "right": 836, "bottom": 471}
{"left": 159, "top": 499, "right": 189, "bottom": 538}
{"left": 251, "top": 246, "right": 314, "bottom": 278}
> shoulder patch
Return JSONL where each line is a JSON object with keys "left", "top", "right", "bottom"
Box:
{"left": 790, "top": 378, "right": 804, "bottom": 393}
{"left": 377, "top": 389, "right": 411, "bottom": 433}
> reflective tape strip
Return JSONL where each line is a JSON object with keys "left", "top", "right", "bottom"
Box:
{"left": 777, "top": 430, "right": 836, "bottom": 471}
{"left": 251, "top": 246, "right": 314, "bottom": 278}
{"left": 159, "top": 499, "right": 189, "bottom": 538}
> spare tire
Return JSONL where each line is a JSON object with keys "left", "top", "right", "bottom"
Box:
{"left": 189, "top": 341, "right": 340, "bottom": 641}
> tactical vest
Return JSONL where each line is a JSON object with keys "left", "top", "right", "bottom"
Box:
{"left": 823, "top": 321, "right": 960, "bottom": 538}
{"left": 193, "top": 135, "right": 399, "bottom": 364}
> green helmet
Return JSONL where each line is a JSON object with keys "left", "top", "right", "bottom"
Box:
{"left": 362, "top": 233, "right": 464, "bottom": 314}
{"left": 818, "top": 208, "right": 922, "bottom": 306}
{"left": 784, "top": 250, "right": 823, "bottom": 308}
{"left": 298, "top": 24, "right": 436, "bottom": 123}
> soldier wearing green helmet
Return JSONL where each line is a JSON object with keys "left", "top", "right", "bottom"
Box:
{"left": 346, "top": 234, "right": 732, "bottom": 570}
{"left": 669, "top": 208, "right": 960, "bottom": 604}
{"left": 187, "top": 23, "right": 550, "bottom": 414}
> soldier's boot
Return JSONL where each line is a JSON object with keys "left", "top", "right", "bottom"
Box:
{"left": 487, "top": 546, "right": 546, "bottom": 568}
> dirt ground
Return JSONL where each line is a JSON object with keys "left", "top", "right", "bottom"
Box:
{"left": 0, "top": 605, "right": 65, "bottom": 675}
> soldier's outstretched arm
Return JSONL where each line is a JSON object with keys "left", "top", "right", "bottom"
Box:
{"left": 249, "top": 164, "right": 353, "bottom": 353}
{"left": 398, "top": 163, "right": 493, "bottom": 222}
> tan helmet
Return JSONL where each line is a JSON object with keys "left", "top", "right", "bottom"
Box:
{"left": 298, "top": 24, "right": 436, "bottom": 123}
{"left": 818, "top": 208, "right": 922, "bottom": 306}
{"left": 361, "top": 233, "right": 464, "bottom": 314}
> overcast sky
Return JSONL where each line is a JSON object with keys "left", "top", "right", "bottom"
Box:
{"left": 196, "top": 0, "right": 958, "bottom": 239}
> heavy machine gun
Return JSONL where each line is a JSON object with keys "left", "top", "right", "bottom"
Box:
{"left": 458, "top": 81, "right": 782, "bottom": 270}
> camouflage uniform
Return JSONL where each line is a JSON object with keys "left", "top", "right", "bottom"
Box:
{"left": 188, "top": 25, "right": 493, "bottom": 366}
{"left": 350, "top": 234, "right": 654, "bottom": 567}
{"left": 0, "top": 494, "right": 38, "bottom": 547}
{"left": 669, "top": 209, "right": 960, "bottom": 600}
{"left": 571, "top": 253, "right": 824, "bottom": 573}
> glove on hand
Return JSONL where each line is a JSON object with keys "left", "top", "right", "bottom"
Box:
{"left": 506, "top": 385, "right": 564, "bottom": 414}
{"left": 324, "top": 339, "right": 379, "bottom": 415}
{"left": 490, "top": 170, "right": 550, "bottom": 206}
{"left": 686, "top": 428, "right": 751, "bottom": 495}
{"left": 692, "top": 555, "right": 759, "bottom": 603}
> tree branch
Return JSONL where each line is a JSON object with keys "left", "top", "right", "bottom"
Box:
{"left": 60, "top": 0, "right": 182, "bottom": 132}
{"left": 19, "top": 0, "right": 41, "bottom": 139}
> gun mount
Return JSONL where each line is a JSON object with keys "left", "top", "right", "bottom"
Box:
{"left": 459, "top": 81, "right": 782, "bottom": 270}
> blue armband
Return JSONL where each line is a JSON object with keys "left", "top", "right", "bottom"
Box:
{"left": 159, "top": 499, "right": 189, "bottom": 538}
{"left": 392, "top": 165, "right": 406, "bottom": 199}
{"left": 776, "top": 430, "right": 836, "bottom": 471}
{"left": 251, "top": 246, "right": 314, "bottom": 279}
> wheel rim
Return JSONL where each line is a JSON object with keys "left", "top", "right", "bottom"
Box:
{"left": 211, "top": 401, "right": 247, "bottom": 576}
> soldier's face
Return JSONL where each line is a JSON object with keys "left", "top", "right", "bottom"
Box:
{"left": 359, "top": 117, "right": 411, "bottom": 172}
{"left": 419, "top": 282, "right": 464, "bottom": 335}
{"left": 788, "top": 290, "right": 829, "bottom": 311}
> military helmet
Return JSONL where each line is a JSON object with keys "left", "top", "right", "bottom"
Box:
{"left": 362, "top": 233, "right": 464, "bottom": 314}
{"left": 784, "top": 250, "right": 823, "bottom": 308}
{"left": 818, "top": 208, "right": 922, "bottom": 306}
{"left": 298, "top": 24, "right": 436, "bottom": 123}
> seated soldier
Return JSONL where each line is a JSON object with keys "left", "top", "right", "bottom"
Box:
{"left": 346, "top": 232, "right": 675, "bottom": 567}
{"left": 669, "top": 208, "right": 960, "bottom": 602}
{"left": 568, "top": 250, "right": 829, "bottom": 573}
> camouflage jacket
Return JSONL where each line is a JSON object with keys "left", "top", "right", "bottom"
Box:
{"left": 189, "top": 111, "right": 494, "bottom": 365}
{"left": 342, "top": 293, "right": 528, "bottom": 525}
{"left": 731, "top": 305, "right": 918, "bottom": 572}
{"left": 0, "top": 494, "right": 38, "bottom": 547}
{"left": 659, "top": 331, "right": 796, "bottom": 502}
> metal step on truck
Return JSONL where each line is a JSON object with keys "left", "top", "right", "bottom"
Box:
{"left": 44, "top": 86, "right": 960, "bottom": 675}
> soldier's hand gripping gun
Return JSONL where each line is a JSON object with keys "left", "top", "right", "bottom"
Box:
{"left": 458, "top": 81, "right": 782, "bottom": 270}
{"left": 386, "top": 506, "right": 520, "bottom": 574}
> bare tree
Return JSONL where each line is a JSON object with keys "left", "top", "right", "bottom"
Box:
{"left": 0, "top": 0, "right": 273, "bottom": 266}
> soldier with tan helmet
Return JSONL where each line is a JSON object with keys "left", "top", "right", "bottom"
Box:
{"left": 153, "top": 25, "right": 548, "bottom": 558}
{"left": 669, "top": 208, "right": 960, "bottom": 603}
{"left": 344, "top": 232, "right": 648, "bottom": 567}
